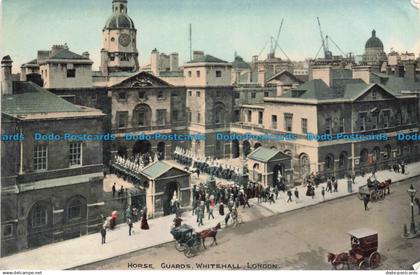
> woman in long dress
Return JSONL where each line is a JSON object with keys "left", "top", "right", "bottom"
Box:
{"left": 140, "top": 208, "right": 149, "bottom": 230}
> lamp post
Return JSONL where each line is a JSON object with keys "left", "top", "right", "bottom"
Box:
{"left": 407, "top": 184, "right": 417, "bottom": 235}
{"left": 403, "top": 184, "right": 419, "bottom": 238}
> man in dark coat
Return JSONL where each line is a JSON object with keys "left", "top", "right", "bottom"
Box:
{"left": 112, "top": 183, "right": 116, "bottom": 198}
{"left": 128, "top": 217, "right": 133, "bottom": 236}
{"left": 219, "top": 201, "right": 225, "bottom": 216}
{"left": 287, "top": 190, "right": 293, "bottom": 203}
{"left": 363, "top": 195, "right": 370, "bottom": 211}
{"left": 415, "top": 198, "right": 420, "bottom": 215}
{"left": 294, "top": 188, "right": 299, "bottom": 200}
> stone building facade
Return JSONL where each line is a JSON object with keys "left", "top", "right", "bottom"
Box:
{"left": 1, "top": 56, "right": 105, "bottom": 256}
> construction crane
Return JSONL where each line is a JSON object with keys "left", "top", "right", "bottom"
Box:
{"left": 270, "top": 18, "right": 284, "bottom": 58}
{"left": 317, "top": 17, "right": 332, "bottom": 59}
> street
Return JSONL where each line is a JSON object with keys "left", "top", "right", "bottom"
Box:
{"left": 78, "top": 177, "right": 420, "bottom": 270}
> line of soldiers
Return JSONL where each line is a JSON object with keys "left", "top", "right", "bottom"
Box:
{"left": 173, "top": 146, "right": 244, "bottom": 181}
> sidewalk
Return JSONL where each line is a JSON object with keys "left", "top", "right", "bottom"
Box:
{"left": 1, "top": 163, "right": 419, "bottom": 270}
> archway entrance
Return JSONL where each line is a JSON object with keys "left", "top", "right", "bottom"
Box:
{"left": 272, "top": 164, "right": 284, "bottom": 189}
{"left": 28, "top": 202, "right": 52, "bottom": 248}
{"left": 232, "top": 140, "right": 240, "bottom": 158}
{"left": 162, "top": 181, "right": 179, "bottom": 216}
{"left": 157, "top": 142, "right": 165, "bottom": 160}
{"left": 243, "top": 140, "right": 251, "bottom": 157}
{"left": 132, "top": 141, "right": 152, "bottom": 156}
{"left": 117, "top": 145, "right": 128, "bottom": 158}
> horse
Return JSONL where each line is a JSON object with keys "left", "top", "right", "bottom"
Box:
{"left": 378, "top": 179, "right": 391, "bottom": 195}
{"left": 327, "top": 252, "right": 350, "bottom": 270}
{"left": 200, "top": 223, "right": 221, "bottom": 249}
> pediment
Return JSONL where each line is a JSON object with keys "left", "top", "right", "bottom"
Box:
{"left": 354, "top": 84, "right": 396, "bottom": 102}
{"left": 112, "top": 71, "right": 173, "bottom": 88}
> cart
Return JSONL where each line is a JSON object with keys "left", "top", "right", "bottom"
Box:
{"left": 170, "top": 224, "right": 202, "bottom": 258}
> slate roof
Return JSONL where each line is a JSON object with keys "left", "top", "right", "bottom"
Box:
{"left": 281, "top": 79, "right": 337, "bottom": 100}
{"left": 232, "top": 56, "right": 251, "bottom": 69}
{"left": 49, "top": 49, "right": 89, "bottom": 60}
{"left": 371, "top": 72, "right": 420, "bottom": 95}
{"left": 1, "top": 81, "right": 82, "bottom": 115}
{"left": 248, "top": 147, "right": 290, "bottom": 162}
{"left": 187, "top": 55, "right": 227, "bottom": 64}
{"left": 140, "top": 161, "right": 189, "bottom": 180}
{"left": 266, "top": 69, "right": 304, "bottom": 83}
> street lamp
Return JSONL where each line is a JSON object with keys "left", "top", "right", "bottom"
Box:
{"left": 407, "top": 184, "right": 417, "bottom": 236}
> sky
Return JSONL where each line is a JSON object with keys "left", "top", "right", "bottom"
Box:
{"left": 1, "top": 0, "right": 420, "bottom": 72}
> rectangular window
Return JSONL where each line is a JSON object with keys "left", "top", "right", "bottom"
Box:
{"left": 117, "top": 112, "right": 128, "bottom": 128}
{"left": 188, "top": 111, "right": 192, "bottom": 122}
{"left": 172, "top": 110, "right": 179, "bottom": 121}
{"left": 234, "top": 92, "right": 240, "bottom": 99}
{"left": 91, "top": 94, "right": 97, "bottom": 106}
{"left": 118, "top": 92, "right": 127, "bottom": 101}
{"left": 33, "top": 144, "right": 48, "bottom": 171}
{"left": 383, "top": 111, "right": 390, "bottom": 128}
{"left": 264, "top": 92, "right": 269, "bottom": 97}
{"left": 67, "top": 69, "right": 76, "bottom": 78}
{"left": 157, "top": 109, "right": 166, "bottom": 125}
{"left": 339, "top": 118, "right": 344, "bottom": 132}
{"left": 216, "top": 91, "right": 222, "bottom": 98}
{"left": 32, "top": 207, "right": 47, "bottom": 228}
{"left": 197, "top": 113, "right": 201, "bottom": 123}
{"left": 271, "top": 115, "right": 277, "bottom": 129}
{"left": 216, "top": 70, "right": 222, "bottom": 77}
{"left": 68, "top": 204, "right": 81, "bottom": 220}
{"left": 171, "top": 92, "right": 178, "bottom": 97}
{"left": 258, "top": 111, "right": 263, "bottom": 124}
{"left": 372, "top": 114, "right": 378, "bottom": 130}
{"left": 247, "top": 110, "right": 252, "bottom": 122}
{"left": 234, "top": 110, "right": 240, "bottom": 122}
{"left": 69, "top": 142, "right": 82, "bottom": 167}
{"left": 2, "top": 224, "right": 13, "bottom": 238}
{"left": 196, "top": 70, "right": 200, "bottom": 77}
{"left": 188, "top": 71, "right": 192, "bottom": 77}
{"left": 188, "top": 90, "right": 192, "bottom": 96}
{"left": 359, "top": 113, "right": 366, "bottom": 131}
{"left": 138, "top": 91, "right": 146, "bottom": 99}
{"left": 157, "top": 91, "right": 164, "bottom": 99}
{"left": 284, "top": 113, "right": 293, "bottom": 132}
{"left": 196, "top": 91, "right": 200, "bottom": 97}
{"left": 301, "top": 118, "right": 308, "bottom": 134}
{"left": 110, "top": 55, "right": 115, "bottom": 61}
{"left": 325, "top": 117, "right": 332, "bottom": 134}
{"left": 251, "top": 92, "right": 256, "bottom": 99}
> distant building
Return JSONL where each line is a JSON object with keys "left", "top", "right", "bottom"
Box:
{"left": 231, "top": 55, "right": 252, "bottom": 85}
{"left": 362, "top": 30, "right": 387, "bottom": 68}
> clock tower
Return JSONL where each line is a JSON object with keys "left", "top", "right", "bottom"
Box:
{"left": 100, "top": 0, "right": 139, "bottom": 74}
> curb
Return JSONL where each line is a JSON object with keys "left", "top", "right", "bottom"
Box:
{"left": 56, "top": 173, "right": 420, "bottom": 269}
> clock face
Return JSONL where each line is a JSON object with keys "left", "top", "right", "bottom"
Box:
{"left": 119, "top": 33, "right": 131, "bottom": 47}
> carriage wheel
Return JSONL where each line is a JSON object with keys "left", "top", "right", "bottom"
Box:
{"left": 369, "top": 252, "right": 381, "bottom": 268}
{"left": 202, "top": 236, "right": 214, "bottom": 249}
{"left": 184, "top": 247, "right": 194, "bottom": 258}
{"left": 175, "top": 241, "right": 185, "bottom": 252}
{"left": 358, "top": 260, "right": 368, "bottom": 270}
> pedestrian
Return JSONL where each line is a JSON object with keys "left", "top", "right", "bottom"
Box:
{"left": 140, "top": 208, "right": 149, "bottom": 230}
{"left": 125, "top": 206, "right": 132, "bottom": 221}
{"left": 208, "top": 198, "right": 215, "bottom": 220}
{"left": 243, "top": 193, "right": 251, "bottom": 208}
{"left": 119, "top": 185, "right": 124, "bottom": 202}
{"left": 197, "top": 201, "right": 204, "bottom": 226}
{"left": 127, "top": 217, "right": 133, "bottom": 236}
{"left": 287, "top": 190, "right": 293, "bottom": 203}
{"left": 219, "top": 201, "right": 225, "bottom": 216}
{"left": 269, "top": 193, "right": 275, "bottom": 204}
{"left": 311, "top": 185, "right": 315, "bottom": 199}
{"left": 294, "top": 188, "right": 299, "bottom": 200}
{"left": 274, "top": 185, "right": 279, "bottom": 200}
{"left": 333, "top": 178, "right": 338, "bottom": 192}
{"left": 321, "top": 187, "right": 325, "bottom": 200}
{"left": 415, "top": 198, "right": 420, "bottom": 215}
{"left": 197, "top": 169, "right": 200, "bottom": 178}
{"left": 192, "top": 199, "right": 197, "bottom": 215}
{"left": 112, "top": 183, "right": 116, "bottom": 198}
{"left": 351, "top": 172, "right": 355, "bottom": 185}
{"left": 101, "top": 218, "right": 107, "bottom": 244}
{"left": 363, "top": 195, "right": 370, "bottom": 211}
{"left": 401, "top": 160, "right": 405, "bottom": 174}
{"left": 326, "top": 177, "right": 332, "bottom": 193}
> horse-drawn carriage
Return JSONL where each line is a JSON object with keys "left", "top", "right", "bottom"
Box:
{"left": 357, "top": 177, "right": 391, "bottom": 202}
{"left": 170, "top": 223, "right": 221, "bottom": 258}
{"left": 328, "top": 228, "right": 381, "bottom": 269}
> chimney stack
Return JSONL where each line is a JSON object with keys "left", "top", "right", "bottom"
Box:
{"left": 352, "top": 65, "right": 371, "bottom": 84}
{"left": 1, "top": 55, "right": 13, "bottom": 95}
{"left": 311, "top": 65, "right": 332, "bottom": 86}
{"left": 404, "top": 61, "right": 416, "bottom": 82}
{"left": 395, "top": 65, "right": 404, "bottom": 77}
{"left": 193, "top": 51, "right": 204, "bottom": 60}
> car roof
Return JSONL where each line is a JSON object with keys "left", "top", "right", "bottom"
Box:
{"left": 347, "top": 228, "right": 378, "bottom": 238}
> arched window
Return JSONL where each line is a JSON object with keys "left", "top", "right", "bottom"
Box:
{"left": 68, "top": 199, "right": 82, "bottom": 220}
{"left": 383, "top": 145, "right": 391, "bottom": 160}
{"left": 133, "top": 104, "right": 152, "bottom": 127}
{"left": 32, "top": 205, "right": 47, "bottom": 228}
{"left": 325, "top": 154, "right": 334, "bottom": 170}
{"left": 214, "top": 102, "right": 225, "bottom": 124}
{"left": 299, "top": 153, "right": 310, "bottom": 176}
{"left": 360, "top": 149, "right": 368, "bottom": 163}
